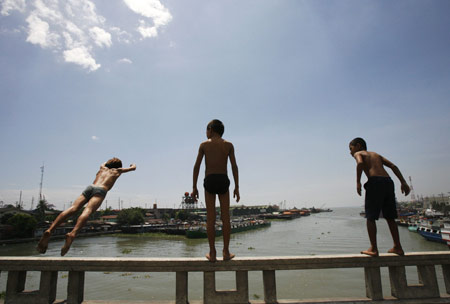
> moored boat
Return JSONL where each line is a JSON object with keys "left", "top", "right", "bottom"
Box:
{"left": 417, "top": 219, "right": 447, "bottom": 244}
{"left": 185, "top": 219, "right": 271, "bottom": 239}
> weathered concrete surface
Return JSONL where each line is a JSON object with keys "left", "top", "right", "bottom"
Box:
{"left": 1, "top": 297, "right": 450, "bottom": 304}
{"left": 0, "top": 251, "right": 449, "bottom": 272}
{"left": 1, "top": 252, "right": 449, "bottom": 304}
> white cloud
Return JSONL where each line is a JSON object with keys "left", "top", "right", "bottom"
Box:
{"left": 118, "top": 58, "right": 132, "bottom": 64}
{"left": 91, "top": 135, "right": 99, "bottom": 141}
{"left": 123, "top": 0, "right": 172, "bottom": 38}
{"left": 89, "top": 26, "right": 111, "bottom": 48}
{"left": 1, "top": 0, "right": 26, "bottom": 16}
{"left": 1, "top": 0, "right": 172, "bottom": 71}
{"left": 138, "top": 19, "right": 157, "bottom": 38}
{"left": 25, "top": 13, "right": 59, "bottom": 48}
{"left": 64, "top": 46, "right": 100, "bottom": 71}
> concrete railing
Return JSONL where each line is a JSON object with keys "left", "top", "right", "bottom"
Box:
{"left": 1, "top": 251, "right": 450, "bottom": 303}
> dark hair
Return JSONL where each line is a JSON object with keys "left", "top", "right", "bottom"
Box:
{"left": 350, "top": 138, "right": 367, "bottom": 151}
{"left": 207, "top": 119, "right": 225, "bottom": 137}
{"left": 105, "top": 157, "right": 122, "bottom": 169}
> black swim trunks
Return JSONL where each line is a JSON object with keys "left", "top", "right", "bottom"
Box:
{"left": 82, "top": 185, "right": 107, "bottom": 200}
{"left": 364, "top": 176, "right": 397, "bottom": 220}
{"left": 203, "top": 174, "right": 230, "bottom": 195}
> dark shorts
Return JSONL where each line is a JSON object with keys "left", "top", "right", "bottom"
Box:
{"left": 204, "top": 174, "right": 230, "bottom": 195}
{"left": 82, "top": 185, "right": 107, "bottom": 200}
{"left": 364, "top": 176, "right": 397, "bottom": 220}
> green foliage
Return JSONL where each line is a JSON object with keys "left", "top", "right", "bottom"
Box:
{"left": 175, "top": 210, "right": 189, "bottom": 221}
{"left": 7, "top": 213, "right": 37, "bottom": 238}
{"left": 0, "top": 213, "right": 14, "bottom": 224}
{"left": 117, "top": 208, "right": 145, "bottom": 225}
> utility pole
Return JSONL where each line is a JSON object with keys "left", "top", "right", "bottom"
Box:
{"left": 39, "top": 162, "right": 45, "bottom": 202}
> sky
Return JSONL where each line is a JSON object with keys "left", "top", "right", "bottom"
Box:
{"left": 1, "top": 0, "right": 450, "bottom": 210}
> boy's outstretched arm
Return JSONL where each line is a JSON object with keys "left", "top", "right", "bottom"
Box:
{"left": 192, "top": 145, "right": 204, "bottom": 201}
{"left": 381, "top": 157, "right": 411, "bottom": 196}
{"left": 229, "top": 144, "right": 240, "bottom": 202}
{"left": 354, "top": 153, "right": 363, "bottom": 196}
{"left": 118, "top": 164, "right": 137, "bottom": 174}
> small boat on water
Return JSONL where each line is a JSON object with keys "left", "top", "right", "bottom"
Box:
{"left": 186, "top": 219, "right": 271, "bottom": 239}
{"left": 417, "top": 219, "right": 447, "bottom": 244}
{"left": 407, "top": 221, "right": 418, "bottom": 232}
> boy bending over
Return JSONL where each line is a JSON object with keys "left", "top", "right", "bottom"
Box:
{"left": 192, "top": 119, "right": 240, "bottom": 262}
{"left": 37, "top": 158, "right": 136, "bottom": 256}
{"left": 349, "top": 138, "right": 410, "bottom": 257}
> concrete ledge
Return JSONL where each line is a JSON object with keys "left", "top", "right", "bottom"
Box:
{"left": 1, "top": 251, "right": 450, "bottom": 272}
{"left": 0, "top": 295, "right": 448, "bottom": 304}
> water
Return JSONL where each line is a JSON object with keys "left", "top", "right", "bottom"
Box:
{"left": 0, "top": 207, "right": 447, "bottom": 301}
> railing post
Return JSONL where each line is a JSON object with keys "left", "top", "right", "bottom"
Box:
{"left": 5, "top": 270, "right": 57, "bottom": 304}
{"left": 39, "top": 271, "right": 58, "bottom": 303}
{"left": 5, "top": 271, "right": 26, "bottom": 300}
{"left": 364, "top": 266, "right": 383, "bottom": 300}
{"left": 262, "top": 270, "right": 277, "bottom": 304}
{"left": 176, "top": 271, "right": 188, "bottom": 304}
{"left": 389, "top": 265, "right": 439, "bottom": 299}
{"left": 442, "top": 264, "right": 450, "bottom": 294}
{"left": 203, "top": 271, "right": 249, "bottom": 304}
{"left": 67, "top": 271, "right": 85, "bottom": 304}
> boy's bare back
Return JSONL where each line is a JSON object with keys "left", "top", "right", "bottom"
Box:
{"left": 93, "top": 163, "right": 136, "bottom": 191}
{"left": 201, "top": 138, "right": 234, "bottom": 175}
{"left": 353, "top": 151, "right": 391, "bottom": 178}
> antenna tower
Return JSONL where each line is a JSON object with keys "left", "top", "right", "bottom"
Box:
{"left": 39, "top": 163, "right": 45, "bottom": 202}
{"left": 409, "top": 176, "right": 416, "bottom": 202}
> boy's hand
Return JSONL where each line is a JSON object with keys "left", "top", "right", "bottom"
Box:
{"left": 401, "top": 183, "right": 410, "bottom": 196}
{"left": 191, "top": 188, "right": 199, "bottom": 202}
{"left": 233, "top": 188, "right": 240, "bottom": 202}
{"left": 130, "top": 164, "right": 136, "bottom": 170}
{"left": 357, "top": 182, "right": 362, "bottom": 196}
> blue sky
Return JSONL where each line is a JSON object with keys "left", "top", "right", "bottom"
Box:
{"left": 1, "top": 0, "right": 450, "bottom": 210}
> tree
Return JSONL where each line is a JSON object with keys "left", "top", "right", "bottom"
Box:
{"left": 7, "top": 213, "right": 37, "bottom": 238}
{"left": 35, "top": 199, "right": 55, "bottom": 222}
{"left": 117, "top": 208, "right": 145, "bottom": 225}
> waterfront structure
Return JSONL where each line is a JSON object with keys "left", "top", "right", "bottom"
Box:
{"left": 1, "top": 251, "right": 450, "bottom": 303}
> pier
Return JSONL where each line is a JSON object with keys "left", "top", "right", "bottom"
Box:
{"left": 1, "top": 251, "right": 450, "bottom": 303}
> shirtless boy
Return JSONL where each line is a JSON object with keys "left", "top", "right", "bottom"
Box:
{"left": 192, "top": 119, "right": 240, "bottom": 262}
{"left": 349, "top": 138, "right": 410, "bottom": 257}
{"left": 37, "top": 158, "right": 136, "bottom": 256}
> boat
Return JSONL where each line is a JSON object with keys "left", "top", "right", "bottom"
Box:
{"left": 185, "top": 219, "right": 271, "bottom": 239}
{"left": 417, "top": 219, "right": 447, "bottom": 244}
{"left": 440, "top": 221, "right": 450, "bottom": 248}
{"left": 407, "top": 221, "right": 418, "bottom": 232}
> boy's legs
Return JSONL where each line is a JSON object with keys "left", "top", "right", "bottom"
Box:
{"left": 362, "top": 219, "right": 379, "bottom": 257}
{"left": 37, "top": 194, "right": 88, "bottom": 253}
{"left": 205, "top": 190, "right": 217, "bottom": 262}
{"left": 61, "top": 195, "right": 104, "bottom": 256}
{"left": 218, "top": 191, "right": 234, "bottom": 261}
{"left": 386, "top": 218, "right": 404, "bottom": 255}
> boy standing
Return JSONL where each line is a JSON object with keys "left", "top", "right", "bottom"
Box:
{"left": 349, "top": 138, "right": 410, "bottom": 257}
{"left": 192, "top": 119, "right": 240, "bottom": 262}
{"left": 37, "top": 158, "right": 136, "bottom": 256}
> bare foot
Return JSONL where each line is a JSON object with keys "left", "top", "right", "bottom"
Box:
{"left": 223, "top": 250, "right": 235, "bottom": 261}
{"left": 36, "top": 231, "right": 51, "bottom": 254}
{"left": 61, "top": 233, "right": 75, "bottom": 256}
{"left": 206, "top": 250, "right": 217, "bottom": 263}
{"left": 388, "top": 247, "right": 405, "bottom": 256}
{"left": 361, "top": 247, "right": 379, "bottom": 257}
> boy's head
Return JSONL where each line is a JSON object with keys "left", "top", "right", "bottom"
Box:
{"left": 207, "top": 119, "right": 224, "bottom": 137}
{"left": 105, "top": 157, "right": 122, "bottom": 169}
{"left": 349, "top": 137, "right": 367, "bottom": 156}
